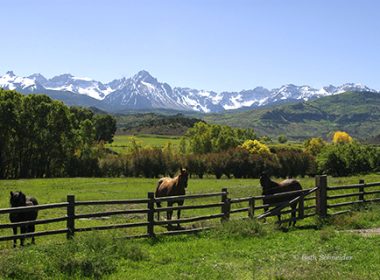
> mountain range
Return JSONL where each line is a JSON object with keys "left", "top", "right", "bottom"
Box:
{"left": 204, "top": 91, "right": 380, "bottom": 141}
{"left": 0, "top": 70, "right": 378, "bottom": 113}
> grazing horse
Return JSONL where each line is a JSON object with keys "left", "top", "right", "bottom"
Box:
{"left": 9, "top": 191, "right": 39, "bottom": 247}
{"left": 155, "top": 168, "right": 188, "bottom": 229}
{"left": 260, "top": 173, "right": 302, "bottom": 226}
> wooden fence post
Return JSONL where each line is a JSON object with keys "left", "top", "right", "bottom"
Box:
{"left": 359, "top": 179, "right": 365, "bottom": 202}
{"left": 221, "top": 188, "right": 230, "bottom": 222}
{"left": 316, "top": 175, "right": 328, "bottom": 218}
{"left": 248, "top": 198, "right": 255, "bottom": 219}
{"left": 67, "top": 195, "right": 75, "bottom": 239}
{"left": 147, "top": 192, "right": 155, "bottom": 238}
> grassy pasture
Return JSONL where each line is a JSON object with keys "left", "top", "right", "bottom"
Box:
{"left": 0, "top": 175, "right": 380, "bottom": 279}
{"left": 107, "top": 134, "right": 182, "bottom": 154}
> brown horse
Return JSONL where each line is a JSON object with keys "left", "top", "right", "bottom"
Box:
{"left": 155, "top": 168, "right": 188, "bottom": 229}
{"left": 260, "top": 173, "right": 302, "bottom": 226}
{"left": 9, "top": 191, "right": 39, "bottom": 247}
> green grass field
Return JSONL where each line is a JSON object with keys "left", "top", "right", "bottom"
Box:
{"left": 107, "top": 134, "right": 182, "bottom": 154}
{"left": 0, "top": 175, "right": 380, "bottom": 279}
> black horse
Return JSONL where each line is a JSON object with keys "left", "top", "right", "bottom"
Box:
{"left": 260, "top": 173, "right": 302, "bottom": 226}
{"left": 9, "top": 191, "right": 39, "bottom": 247}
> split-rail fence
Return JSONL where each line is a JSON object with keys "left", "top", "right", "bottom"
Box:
{"left": 0, "top": 175, "right": 379, "bottom": 244}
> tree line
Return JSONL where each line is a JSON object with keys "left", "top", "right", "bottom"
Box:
{"left": 0, "top": 90, "right": 116, "bottom": 178}
{"left": 1, "top": 90, "right": 378, "bottom": 179}
{"left": 99, "top": 127, "right": 379, "bottom": 179}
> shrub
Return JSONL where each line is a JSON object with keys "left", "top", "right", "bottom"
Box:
{"left": 131, "top": 147, "right": 166, "bottom": 178}
{"left": 241, "top": 139, "right": 271, "bottom": 155}
{"left": 276, "top": 149, "right": 315, "bottom": 178}
{"left": 185, "top": 154, "right": 207, "bottom": 178}
{"left": 278, "top": 134, "right": 288, "bottom": 143}
{"left": 332, "top": 131, "right": 353, "bottom": 144}
{"left": 99, "top": 155, "right": 125, "bottom": 177}
{"left": 316, "top": 142, "right": 376, "bottom": 176}
{"left": 304, "top": 137, "right": 326, "bottom": 156}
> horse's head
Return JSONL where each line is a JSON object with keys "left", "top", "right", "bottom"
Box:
{"left": 179, "top": 168, "right": 189, "bottom": 189}
{"left": 10, "top": 191, "right": 27, "bottom": 207}
{"left": 259, "top": 172, "right": 270, "bottom": 188}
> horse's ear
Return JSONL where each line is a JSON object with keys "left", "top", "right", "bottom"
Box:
{"left": 10, "top": 191, "right": 13, "bottom": 196}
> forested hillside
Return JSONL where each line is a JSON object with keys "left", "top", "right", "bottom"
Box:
{"left": 204, "top": 91, "right": 380, "bottom": 141}
{"left": 115, "top": 113, "right": 203, "bottom": 135}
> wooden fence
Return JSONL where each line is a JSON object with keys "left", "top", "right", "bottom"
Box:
{"left": 322, "top": 176, "right": 380, "bottom": 216}
{"left": 0, "top": 175, "right": 379, "bottom": 244}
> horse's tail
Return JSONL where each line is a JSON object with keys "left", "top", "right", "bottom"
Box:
{"left": 155, "top": 180, "right": 165, "bottom": 221}
{"left": 29, "top": 197, "right": 39, "bottom": 206}
{"left": 23, "top": 196, "right": 39, "bottom": 221}
{"left": 155, "top": 179, "right": 163, "bottom": 208}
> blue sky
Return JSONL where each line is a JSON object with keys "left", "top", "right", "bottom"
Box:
{"left": 1, "top": 0, "right": 379, "bottom": 92}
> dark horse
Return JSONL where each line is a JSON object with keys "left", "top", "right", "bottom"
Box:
{"left": 155, "top": 168, "right": 188, "bottom": 229}
{"left": 9, "top": 191, "right": 39, "bottom": 247}
{"left": 260, "top": 173, "right": 302, "bottom": 226}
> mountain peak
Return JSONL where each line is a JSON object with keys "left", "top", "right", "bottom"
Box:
{"left": 28, "top": 73, "right": 47, "bottom": 84}
{"left": 6, "top": 71, "right": 16, "bottom": 77}
{"left": 132, "top": 70, "right": 156, "bottom": 83}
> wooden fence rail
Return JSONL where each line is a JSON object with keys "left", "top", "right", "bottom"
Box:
{"left": 1, "top": 176, "right": 379, "bottom": 245}
{"left": 326, "top": 178, "right": 380, "bottom": 212}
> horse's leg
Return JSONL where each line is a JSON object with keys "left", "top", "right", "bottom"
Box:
{"left": 167, "top": 201, "right": 173, "bottom": 229}
{"left": 20, "top": 225, "right": 26, "bottom": 246}
{"left": 30, "top": 224, "right": 36, "bottom": 244}
{"left": 263, "top": 206, "right": 269, "bottom": 223}
{"left": 12, "top": 226, "right": 17, "bottom": 248}
{"left": 177, "top": 200, "right": 184, "bottom": 229}
{"left": 277, "top": 214, "right": 282, "bottom": 227}
{"left": 156, "top": 201, "right": 161, "bottom": 221}
{"left": 291, "top": 204, "right": 297, "bottom": 226}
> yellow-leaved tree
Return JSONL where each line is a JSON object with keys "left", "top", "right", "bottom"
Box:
{"left": 240, "top": 139, "right": 271, "bottom": 155}
{"left": 304, "top": 137, "right": 326, "bottom": 156}
{"left": 332, "top": 131, "right": 353, "bottom": 144}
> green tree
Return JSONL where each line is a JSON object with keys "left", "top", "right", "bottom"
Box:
{"left": 186, "top": 122, "right": 256, "bottom": 154}
{"left": 317, "top": 142, "right": 374, "bottom": 176}
{"left": 304, "top": 137, "right": 326, "bottom": 156}
{"left": 0, "top": 90, "right": 116, "bottom": 178}
{"left": 94, "top": 114, "right": 117, "bottom": 143}
{"left": 278, "top": 134, "right": 288, "bottom": 144}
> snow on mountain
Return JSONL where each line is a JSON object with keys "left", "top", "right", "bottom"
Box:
{"left": 334, "top": 83, "right": 377, "bottom": 94}
{"left": 0, "top": 71, "right": 43, "bottom": 92}
{"left": 173, "top": 88, "right": 223, "bottom": 113}
{"left": 0, "top": 70, "right": 378, "bottom": 113}
{"left": 42, "top": 74, "right": 112, "bottom": 100}
{"left": 103, "top": 70, "right": 191, "bottom": 111}
{"left": 28, "top": 73, "right": 48, "bottom": 85}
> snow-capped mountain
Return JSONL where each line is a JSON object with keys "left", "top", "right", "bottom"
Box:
{"left": 103, "top": 70, "right": 190, "bottom": 111}
{"left": 0, "top": 71, "right": 44, "bottom": 92}
{"left": 0, "top": 70, "right": 378, "bottom": 113}
{"left": 33, "top": 73, "right": 113, "bottom": 100}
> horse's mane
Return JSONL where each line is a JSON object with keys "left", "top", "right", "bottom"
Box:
{"left": 260, "top": 173, "right": 279, "bottom": 190}
{"left": 260, "top": 173, "right": 302, "bottom": 195}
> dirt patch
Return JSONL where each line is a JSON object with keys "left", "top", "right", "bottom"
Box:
{"left": 344, "top": 228, "right": 380, "bottom": 237}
